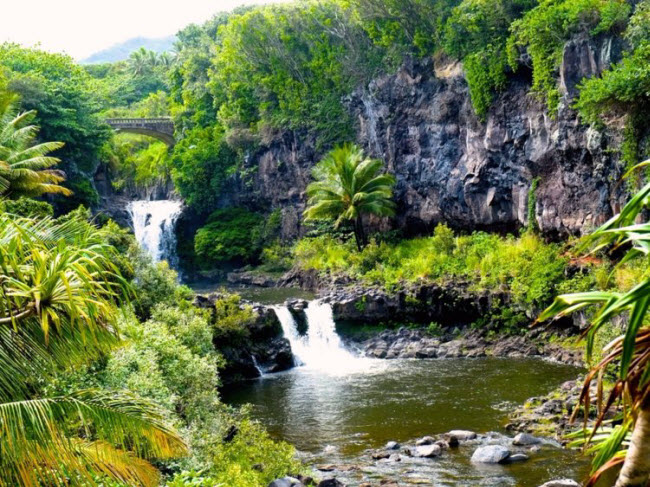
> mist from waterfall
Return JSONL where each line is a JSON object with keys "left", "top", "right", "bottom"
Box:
{"left": 273, "top": 301, "right": 377, "bottom": 374}
{"left": 127, "top": 200, "right": 183, "bottom": 267}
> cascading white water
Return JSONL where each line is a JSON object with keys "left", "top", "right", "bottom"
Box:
{"left": 273, "top": 301, "right": 374, "bottom": 374}
{"left": 127, "top": 200, "right": 183, "bottom": 266}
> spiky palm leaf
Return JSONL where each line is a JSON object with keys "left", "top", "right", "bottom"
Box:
{"left": 304, "top": 143, "right": 395, "bottom": 250}
{"left": 539, "top": 160, "right": 650, "bottom": 487}
{"left": 0, "top": 96, "right": 71, "bottom": 198}
{"left": 0, "top": 214, "right": 186, "bottom": 486}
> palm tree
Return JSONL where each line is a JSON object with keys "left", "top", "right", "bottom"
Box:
{"left": 0, "top": 94, "right": 71, "bottom": 198}
{"left": 540, "top": 160, "right": 650, "bottom": 487}
{"left": 128, "top": 48, "right": 150, "bottom": 77}
{"left": 0, "top": 213, "right": 186, "bottom": 486}
{"left": 128, "top": 48, "right": 160, "bottom": 77}
{"left": 157, "top": 51, "right": 175, "bottom": 68}
{"left": 304, "top": 143, "right": 396, "bottom": 251}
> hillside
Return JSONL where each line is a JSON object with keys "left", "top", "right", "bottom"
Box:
{"left": 81, "top": 35, "right": 175, "bottom": 64}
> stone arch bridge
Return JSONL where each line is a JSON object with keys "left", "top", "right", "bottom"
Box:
{"left": 105, "top": 117, "right": 175, "bottom": 146}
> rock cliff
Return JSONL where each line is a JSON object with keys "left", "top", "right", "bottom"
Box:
{"left": 222, "top": 35, "right": 627, "bottom": 239}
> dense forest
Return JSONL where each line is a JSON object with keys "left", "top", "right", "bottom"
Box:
{"left": 1, "top": 0, "right": 650, "bottom": 485}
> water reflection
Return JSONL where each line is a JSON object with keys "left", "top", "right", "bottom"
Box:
{"left": 224, "top": 357, "right": 592, "bottom": 486}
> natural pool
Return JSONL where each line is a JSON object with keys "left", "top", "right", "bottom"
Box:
{"left": 224, "top": 357, "right": 593, "bottom": 486}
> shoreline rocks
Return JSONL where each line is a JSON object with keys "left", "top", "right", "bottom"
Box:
{"left": 357, "top": 327, "right": 584, "bottom": 367}
{"left": 297, "top": 430, "right": 581, "bottom": 487}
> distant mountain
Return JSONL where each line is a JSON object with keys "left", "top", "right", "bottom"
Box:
{"left": 81, "top": 35, "right": 176, "bottom": 64}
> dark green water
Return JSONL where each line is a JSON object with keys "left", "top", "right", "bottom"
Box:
{"left": 224, "top": 357, "right": 593, "bottom": 486}
{"left": 189, "top": 283, "right": 315, "bottom": 304}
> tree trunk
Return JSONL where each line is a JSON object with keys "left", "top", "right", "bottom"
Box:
{"left": 356, "top": 215, "right": 366, "bottom": 250}
{"left": 616, "top": 403, "right": 650, "bottom": 487}
{"left": 353, "top": 221, "right": 363, "bottom": 252}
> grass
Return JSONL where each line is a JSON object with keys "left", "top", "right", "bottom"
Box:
{"left": 294, "top": 225, "right": 571, "bottom": 311}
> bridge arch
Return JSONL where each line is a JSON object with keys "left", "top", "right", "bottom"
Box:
{"left": 105, "top": 118, "right": 175, "bottom": 146}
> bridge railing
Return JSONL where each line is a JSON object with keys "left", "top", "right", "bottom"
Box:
{"left": 105, "top": 117, "right": 173, "bottom": 124}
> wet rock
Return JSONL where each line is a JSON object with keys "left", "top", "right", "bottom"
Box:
{"left": 318, "top": 480, "right": 345, "bottom": 487}
{"left": 297, "top": 475, "right": 315, "bottom": 486}
{"left": 413, "top": 444, "right": 442, "bottom": 458}
{"left": 385, "top": 441, "right": 400, "bottom": 450}
{"left": 538, "top": 481, "right": 580, "bottom": 487}
{"left": 435, "top": 439, "right": 451, "bottom": 449}
{"left": 444, "top": 434, "right": 460, "bottom": 448}
{"left": 470, "top": 445, "right": 511, "bottom": 464}
{"left": 448, "top": 430, "right": 477, "bottom": 441}
{"left": 513, "top": 433, "right": 542, "bottom": 445}
{"left": 371, "top": 451, "right": 391, "bottom": 460}
{"left": 504, "top": 453, "right": 529, "bottom": 463}
{"left": 227, "top": 271, "right": 278, "bottom": 287}
{"left": 415, "top": 436, "right": 436, "bottom": 446}
{"left": 268, "top": 477, "right": 303, "bottom": 487}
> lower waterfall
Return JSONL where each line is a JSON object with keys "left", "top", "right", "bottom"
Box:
{"left": 273, "top": 301, "right": 373, "bottom": 373}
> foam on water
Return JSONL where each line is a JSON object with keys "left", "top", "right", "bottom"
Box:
{"left": 273, "top": 300, "right": 380, "bottom": 375}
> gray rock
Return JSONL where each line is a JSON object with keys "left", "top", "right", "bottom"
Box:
{"left": 444, "top": 434, "right": 460, "bottom": 448}
{"left": 415, "top": 436, "right": 436, "bottom": 446}
{"left": 371, "top": 450, "right": 390, "bottom": 460}
{"left": 505, "top": 453, "right": 529, "bottom": 463}
{"left": 538, "top": 481, "right": 580, "bottom": 487}
{"left": 513, "top": 433, "right": 542, "bottom": 446}
{"left": 268, "top": 477, "right": 303, "bottom": 487}
{"left": 448, "top": 430, "right": 477, "bottom": 440}
{"left": 471, "top": 445, "right": 511, "bottom": 464}
{"left": 385, "top": 441, "right": 400, "bottom": 450}
{"left": 413, "top": 444, "right": 442, "bottom": 458}
{"left": 318, "top": 480, "right": 345, "bottom": 487}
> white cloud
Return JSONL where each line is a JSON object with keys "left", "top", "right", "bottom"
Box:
{"left": 0, "top": 0, "right": 284, "bottom": 60}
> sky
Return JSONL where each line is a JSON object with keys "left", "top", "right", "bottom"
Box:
{"left": 0, "top": 0, "right": 283, "bottom": 60}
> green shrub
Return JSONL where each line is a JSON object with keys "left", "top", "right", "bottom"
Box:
{"left": 576, "top": 42, "right": 650, "bottom": 123}
{"left": 295, "top": 224, "right": 570, "bottom": 311}
{"left": 194, "top": 208, "right": 263, "bottom": 265}
{"left": 212, "top": 292, "right": 256, "bottom": 343}
{"left": 508, "top": 0, "right": 630, "bottom": 112}
{"left": 1, "top": 197, "right": 53, "bottom": 218}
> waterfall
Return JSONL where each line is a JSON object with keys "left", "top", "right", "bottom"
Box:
{"left": 127, "top": 200, "right": 183, "bottom": 266}
{"left": 273, "top": 301, "right": 373, "bottom": 373}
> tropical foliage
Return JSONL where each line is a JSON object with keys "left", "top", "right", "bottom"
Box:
{"left": 0, "top": 213, "right": 186, "bottom": 486}
{"left": 0, "top": 44, "right": 110, "bottom": 208}
{"left": 540, "top": 161, "right": 650, "bottom": 487}
{"left": 0, "top": 94, "right": 70, "bottom": 198}
{"left": 304, "top": 144, "right": 395, "bottom": 251}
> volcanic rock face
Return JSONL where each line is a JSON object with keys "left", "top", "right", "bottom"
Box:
{"left": 347, "top": 51, "right": 624, "bottom": 238}
{"left": 216, "top": 36, "right": 626, "bottom": 240}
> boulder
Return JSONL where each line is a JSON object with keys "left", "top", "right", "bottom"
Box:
{"left": 385, "top": 441, "right": 400, "bottom": 450}
{"left": 504, "top": 453, "right": 529, "bottom": 463}
{"left": 538, "top": 481, "right": 580, "bottom": 487}
{"left": 413, "top": 444, "right": 442, "bottom": 458}
{"left": 318, "top": 480, "right": 345, "bottom": 487}
{"left": 444, "top": 434, "right": 460, "bottom": 448}
{"left": 448, "top": 430, "right": 477, "bottom": 440}
{"left": 415, "top": 436, "right": 436, "bottom": 446}
{"left": 470, "top": 445, "right": 511, "bottom": 464}
{"left": 372, "top": 450, "right": 391, "bottom": 460}
{"left": 513, "top": 433, "right": 542, "bottom": 446}
{"left": 269, "top": 477, "right": 303, "bottom": 487}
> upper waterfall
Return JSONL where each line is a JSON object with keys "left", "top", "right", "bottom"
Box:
{"left": 127, "top": 200, "right": 183, "bottom": 266}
